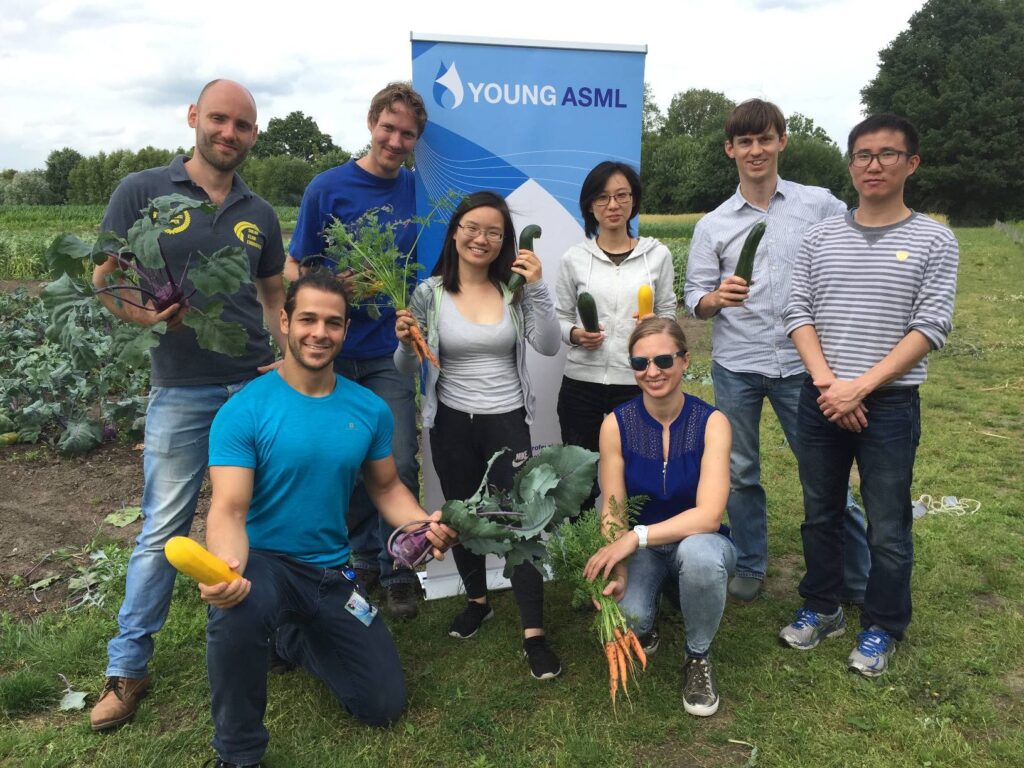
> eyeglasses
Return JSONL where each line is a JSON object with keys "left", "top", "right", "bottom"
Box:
{"left": 592, "top": 191, "right": 633, "bottom": 207}
{"left": 628, "top": 352, "right": 685, "bottom": 372}
{"left": 458, "top": 223, "right": 504, "bottom": 243}
{"left": 849, "top": 149, "right": 913, "bottom": 168}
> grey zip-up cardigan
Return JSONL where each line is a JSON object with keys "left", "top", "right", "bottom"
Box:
{"left": 394, "top": 276, "right": 560, "bottom": 428}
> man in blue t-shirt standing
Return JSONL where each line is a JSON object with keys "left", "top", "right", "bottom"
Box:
{"left": 89, "top": 79, "right": 288, "bottom": 733}
{"left": 286, "top": 82, "right": 426, "bottom": 618}
{"left": 200, "top": 271, "right": 456, "bottom": 768}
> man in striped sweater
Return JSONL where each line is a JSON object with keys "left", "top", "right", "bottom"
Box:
{"left": 779, "top": 114, "right": 959, "bottom": 676}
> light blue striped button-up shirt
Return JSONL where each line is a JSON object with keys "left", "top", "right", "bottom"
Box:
{"left": 683, "top": 178, "right": 847, "bottom": 378}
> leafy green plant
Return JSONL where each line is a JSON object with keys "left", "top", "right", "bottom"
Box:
{"left": 42, "top": 193, "right": 254, "bottom": 366}
{"left": 388, "top": 445, "right": 598, "bottom": 577}
{"left": 0, "top": 288, "right": 148, "bottom": 453}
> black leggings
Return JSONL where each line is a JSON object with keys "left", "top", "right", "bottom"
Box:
{"left": 429, "top": 402, "right": 544, "bottom": 630}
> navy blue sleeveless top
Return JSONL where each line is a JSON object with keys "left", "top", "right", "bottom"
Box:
{"left": 613, "top": 394, "right": 717, "bottom": 526}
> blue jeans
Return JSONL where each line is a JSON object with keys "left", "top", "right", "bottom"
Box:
{"left": 618, "top": 533, "right": 736, "bottom": 657}
{"left": 207, "top": 551, "right": 405, "bottom": 765}
{"left": 711, "top": 362, "right": 869, "bottom": 600}
{"left": 796, "top": 381, "right": 920, "bottom": 639}
{"left": 107, "top": 382, "right": 247, "bottom": 678}
{"left": 334, "top": 355, "right": 419, "bottom": 587}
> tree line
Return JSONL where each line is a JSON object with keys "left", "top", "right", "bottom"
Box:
{"left": 1, "top": 0, "right": 1020, "bottom": 224}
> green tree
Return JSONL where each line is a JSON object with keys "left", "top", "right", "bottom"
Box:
{"left": 861, "top": 0, "right": 1024, "bottom": 224}
{"left": 642, "top": 82, "right": 664, "bottom": 139}
{"left": 44, "top": 148, "right": 84, "bottom": 204}
{"left": 312, "top": 148, "right": 353, "bottom": 176}
{"left": 67, "top": 147, "right": 175, "bottom": 204}
{"left": 242, "top": 155, "right": 316, "bottom": 206}
{"left": 663, "top": 89, "right": 735, "bottom": 138}
{"left": 641, "top": 89, "right": 736, "bottom": 213}
{"left": 780, "top": 112, "right": 852, "bottom": 202}
{"left": 2, "top": 170, "right": 56, "bottom": 205}
{"left": 252, "top": 111, "right": 337, "bottom": 162}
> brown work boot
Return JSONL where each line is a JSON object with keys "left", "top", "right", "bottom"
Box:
{"left": 90, "top": 675, "right": 150, "bottom": 731}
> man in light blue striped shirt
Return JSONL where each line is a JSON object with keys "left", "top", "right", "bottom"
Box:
{"left": 684, "top": 99, "right": 869, "bottom": 604}
{"left": 779, "top": 114, "right": 958, "bottom": 677}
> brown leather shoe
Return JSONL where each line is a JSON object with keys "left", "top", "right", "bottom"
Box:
{"left": 90, "top": 675, "right": 150, "bottom": 731}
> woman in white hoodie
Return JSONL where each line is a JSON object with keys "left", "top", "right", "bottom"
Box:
{"left": 556, "top": 161, "right": 677, "bottom": 469}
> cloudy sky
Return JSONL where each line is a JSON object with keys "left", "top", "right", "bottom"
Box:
{"left": 0, "top": 0, "right": 928, "bottom": 172}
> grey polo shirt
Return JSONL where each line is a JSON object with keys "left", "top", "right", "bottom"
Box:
{"left": 683, "top": 178, "right": 847, "bottom": 378}
{"left": 101, "top": 156, "right": 285, "bottom": 387}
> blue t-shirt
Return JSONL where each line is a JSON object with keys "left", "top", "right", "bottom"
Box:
{"left": 614, "top": 394, "right": 716, "bottom": 526}
{"left": 290, "top": 161, "right": 417, "bottom": 361}
{"left": 208, "top": 371, "right": 394, "bottom": 566}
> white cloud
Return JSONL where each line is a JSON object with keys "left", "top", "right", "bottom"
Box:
{"left": 0, "top": 0, "right": 926, "bottom": 170}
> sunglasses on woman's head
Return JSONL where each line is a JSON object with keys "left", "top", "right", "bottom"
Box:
{"left": 628, "top": 352, "right": 685, "bottom": 372}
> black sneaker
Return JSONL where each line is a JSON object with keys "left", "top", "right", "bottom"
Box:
{"left": 448, "top": 601, "right": 494, "bottom": 639}
{"left": 202, "top": 758, "right": 261, "bottom": 768}
{"left": 354, "top": 566, "right": 381, "bottom": 594}
{"left": 638, "top": 627, "right": 660, "bottom": 656}
{"left": 682, "top": 655, "right": 720, "bottom": 717}
{"left": 383, "top": 580, "right": 420, "bottom": 619}
{"left": 268, "top": 636, "right": 295, "bottom": 675}
{"left": 522, "top": 635, "right": 562, "bottom": 680}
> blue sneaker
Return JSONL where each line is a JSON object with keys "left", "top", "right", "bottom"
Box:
{"left": 778, "top": 607, "right": 846, "bottom": 650}
{"left": 847, "top": 627, "right": 896, "bottom": 677}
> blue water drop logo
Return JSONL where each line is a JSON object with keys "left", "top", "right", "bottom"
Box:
{"left": 433, "top": 61, "right": 464, "bottom": 109}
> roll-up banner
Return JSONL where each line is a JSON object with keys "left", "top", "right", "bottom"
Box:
{"left": 411, "top": 33, "right": 646, "bottom": 599}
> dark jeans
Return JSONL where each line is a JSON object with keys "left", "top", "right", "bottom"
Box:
{"left": 556, "top": 375, "right": 641, "bottom": 510}
{"left": 207, "top": 551, "right": 405, "bottom": 766}
{"left": 430, "top": 402, "right": 545, "bottom": 630}
{"left": 796, "top": 380, "right": 920, "bottom": 639}
{"left": 334, "top": 354, "right": 420, "bottom": 588}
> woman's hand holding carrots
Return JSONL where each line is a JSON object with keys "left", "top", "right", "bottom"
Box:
{"left": 394, "top": 308, "right": 440, "bottom": 368}
{"left": 512, "top": 249, "right": 543, "bottom": 285}
{"left": 395, "top": 308, "right": 416, "bottom": 347}
{"left": 583, "top": 528, "right": 639, "bottom": 584}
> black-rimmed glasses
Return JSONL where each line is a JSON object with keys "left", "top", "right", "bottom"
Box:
{"left": 849, "top": 149, "right": 913, "bottom": 168}
{"left": 628, "top": 352, "right": 685, "bottom": 372}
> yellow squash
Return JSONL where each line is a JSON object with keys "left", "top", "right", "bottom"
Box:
{"left": 164, "top": 536, "right": 241, "bottom": 586}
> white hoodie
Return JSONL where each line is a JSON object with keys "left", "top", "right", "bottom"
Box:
{"left": 555, "top": 236, "right": 677, "bottom": 386}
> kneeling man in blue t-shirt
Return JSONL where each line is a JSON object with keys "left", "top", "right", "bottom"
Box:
{"left": 199, "top": 271, "right": 456, "bottom": 768}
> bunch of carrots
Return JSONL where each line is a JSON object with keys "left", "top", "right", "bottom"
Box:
{"left": 323, "top": 197, "right": 456, "bottom": 368}
{"left": 548, "top": 498, "right": 648, "bottom": 707}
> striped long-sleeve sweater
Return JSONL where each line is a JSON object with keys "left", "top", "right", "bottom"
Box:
{"left": 783, "top": 211, "right": 959, "bottom": 387}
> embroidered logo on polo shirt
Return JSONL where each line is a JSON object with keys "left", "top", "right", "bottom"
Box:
{"left": 895, "top": 250, "right": 910, "bottom": 262}
{"left": 163, "top": 210, "right": 190, "bottom": 235}
{"left": 234, "top": 221, "right": 262, "bottom": 248}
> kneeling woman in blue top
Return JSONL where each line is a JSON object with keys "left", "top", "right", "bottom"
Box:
{"left": 394, "top": 191, "right": 562, "bottom": 679}
{"left": 585, "top": 317, "right": 736, "bottom": 716}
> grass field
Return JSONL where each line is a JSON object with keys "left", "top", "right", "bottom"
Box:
{"left": 1, "top": 224, "right": 1022, "bottom": 767}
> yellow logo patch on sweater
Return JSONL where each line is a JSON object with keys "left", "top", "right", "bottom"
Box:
{"left": 895, "top": 250, "right": 910, "bottom": 262}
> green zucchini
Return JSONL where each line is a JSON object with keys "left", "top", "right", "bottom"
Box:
{"left": 734, "top": 221, "right": 767, "bottom": 284}
{"left": 509, "top": 224, "right": 542, "bottom": 292}
{"left": 577, "top": 291, "right": 599, "bottom": 332}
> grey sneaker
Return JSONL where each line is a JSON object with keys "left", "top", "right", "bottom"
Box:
{"left": 637, "top": 627, "right": 660, "bottom": 656}
{"left": 778, "top": 607, "right": 846, "bottom": 650}
{"left": 682, "top": 655, "right": 719, "bottom": 717}
{"left": 728, "top": 575, "right": 763, "bottom": 602}
{"left": 847, "top": 627, "right": 896, "bottom": 677}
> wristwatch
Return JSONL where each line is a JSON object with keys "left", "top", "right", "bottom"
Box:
{"left": 633, "top": 525, "right": 649, "bottom": 549}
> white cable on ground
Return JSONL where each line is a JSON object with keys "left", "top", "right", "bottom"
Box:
{"left": 912, "top": 494, "right": 981, "bottom": 519}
